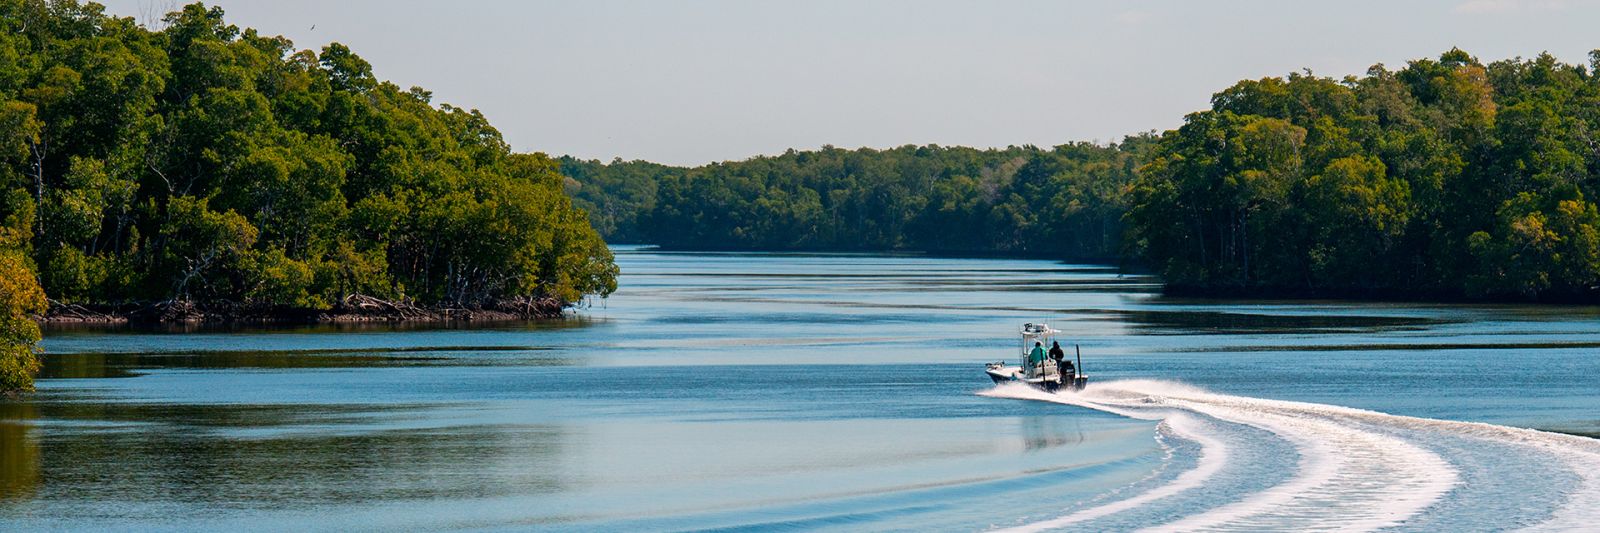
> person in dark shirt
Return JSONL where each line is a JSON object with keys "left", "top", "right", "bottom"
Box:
{"left": 1050, "top": 341, "right": 1073, "bottom": 379}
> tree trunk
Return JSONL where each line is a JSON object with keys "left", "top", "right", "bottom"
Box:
{"left": 30, "top": 139, "right": 46, "bottom": 243}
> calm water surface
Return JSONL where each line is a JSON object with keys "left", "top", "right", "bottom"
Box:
{"left": 3, "top": 246, "right": 1599, "bottom": 531}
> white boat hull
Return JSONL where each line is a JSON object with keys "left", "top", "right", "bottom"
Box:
{"left": 985, "top": 363, "right": 1085, "bottom": 392}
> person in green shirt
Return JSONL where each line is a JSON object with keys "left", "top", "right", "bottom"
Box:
{"left": 1027, "top": 341, "right": 1046, "bottom": 369}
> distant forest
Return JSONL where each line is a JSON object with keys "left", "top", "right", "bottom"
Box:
{"left": 564, "top": 49, "right": 1600, "bottom": 302}
{"left": 561, "top": 140, "right": 1153, "bottom": 259}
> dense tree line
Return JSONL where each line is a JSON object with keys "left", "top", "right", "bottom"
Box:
{"left": 567, "top": 50, "right": 1600, "bottom": 302}
{"left": 563, "top": 140, "right": 1155, "bottom": 258}
{"left": 1127, "top": 49, "right": 1600, "bottom": 301}
{"left": 0, "top": 1, "right": 618, "bottom": 391}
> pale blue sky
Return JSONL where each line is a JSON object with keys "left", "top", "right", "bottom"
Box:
{"left": 102, "top": 0, "right": 1600, "bottom": 165}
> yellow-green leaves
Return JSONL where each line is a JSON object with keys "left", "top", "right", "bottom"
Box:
{"left": 0, "top": 246, "right": 44, "bottom": 393}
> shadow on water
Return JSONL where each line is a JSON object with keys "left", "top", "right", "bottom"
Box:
{"left": 41, "top": 316, "right": 599, "bottom": 336}
{"left": 2, "top": 395, "right": 570, "bottom": 507}
{"left": 1021, "top": 415, "right": 1090, "bottom": 452}
{"left": 5, "top": 400, "right": 441, "bottom": 430}
{"left": 0, "top": 405, "right": 39, "bottom": 502}
{"left": 40, "top": 349, "right": 578, "bottom": 379}
{"left": 2, "top": 407, "right": 570, "bottom": 508}
{"left": 675, "top": 292, "right": 1441, "bottom": 335}
{"left": 1112, "top": 309, "right": 1444, "bottom": 335}
{"left": 1173, "top": 341, "right": 1600, "bottom": 353}
{"left": 654, "top": 312, "right": 931, "bottom": 326}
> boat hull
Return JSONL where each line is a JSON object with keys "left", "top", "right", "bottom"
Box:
{"left": 984, "top": 364, "right": 1085, "bottom": 392}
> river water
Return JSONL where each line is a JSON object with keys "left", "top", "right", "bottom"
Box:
{"left": 4, "top": 246, "right": 1600, "bottom": 531}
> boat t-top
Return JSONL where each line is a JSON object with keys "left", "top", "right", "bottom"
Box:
{"left": 984, "top": 322, "right": 1086, "bottom": 392}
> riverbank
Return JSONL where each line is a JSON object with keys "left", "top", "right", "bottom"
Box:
{"left": 39, "top": 294, "right": 571, "bottom": 325}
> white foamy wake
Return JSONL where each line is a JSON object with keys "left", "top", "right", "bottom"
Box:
{"left": 982, "top": 380, "right": 1600, "bottom": 532}
{"left": 983, "top": 386, "right": 1230, "bottom": 532}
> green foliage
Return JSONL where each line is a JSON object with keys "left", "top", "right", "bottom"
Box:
{"left": 239, "top": 247, "right": 320, "bottom": 308}
{"left": 1468, "top": 189, "right": 1600, "bottom": 297}
{"left": 0, "top": 0, "right": 616, "bottom": 315}
{"left": 0, "top": 250, "right": 45, "bottom": 393}
{"left": 569, "top": 48, "right": 1600, "bottom": 302}
{"left": 564, "top": 141, "right": 1154, "bottom": 258}
{"left": 0, "top": 190, "right": 43, "bottom": 393}
{"left": 1127, "top": 50, "right": 1600, "bottom": 301}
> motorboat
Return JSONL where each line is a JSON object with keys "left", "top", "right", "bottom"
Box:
{"left": 984, "top": 322, "right": 1086, "bottom": 392}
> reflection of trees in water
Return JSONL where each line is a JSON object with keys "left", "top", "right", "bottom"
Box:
{"left": 42, "top": 317, "right": 596, "bottom": 336}
{"left": 1117, "top": 309, "right": 1438, "bottom": 335}
{"left": 40, "top": 352, "right": 424, "bottom": 378}
{"left": 38, "top": 351, "right": 578, "bottom": 379}
{"left": 40, "top": 353, "right": 132, "bottom": 379}
{"left": 1020, "top": 415, "right": 1087, "bottom": 452}
{"left": 10, "top": 402, "right": 569, "bottom": 509}
{"left": 0, "top": 403, "right": 38, "bottom": 501}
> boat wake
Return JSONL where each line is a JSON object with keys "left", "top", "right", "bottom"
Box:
{"left": 981, "top": 380, "right": 1600, "bottom": 532}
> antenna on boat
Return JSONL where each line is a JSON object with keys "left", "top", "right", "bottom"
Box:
{"left": 1075, "top": 344, "right": 1082, "bottom": 377}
